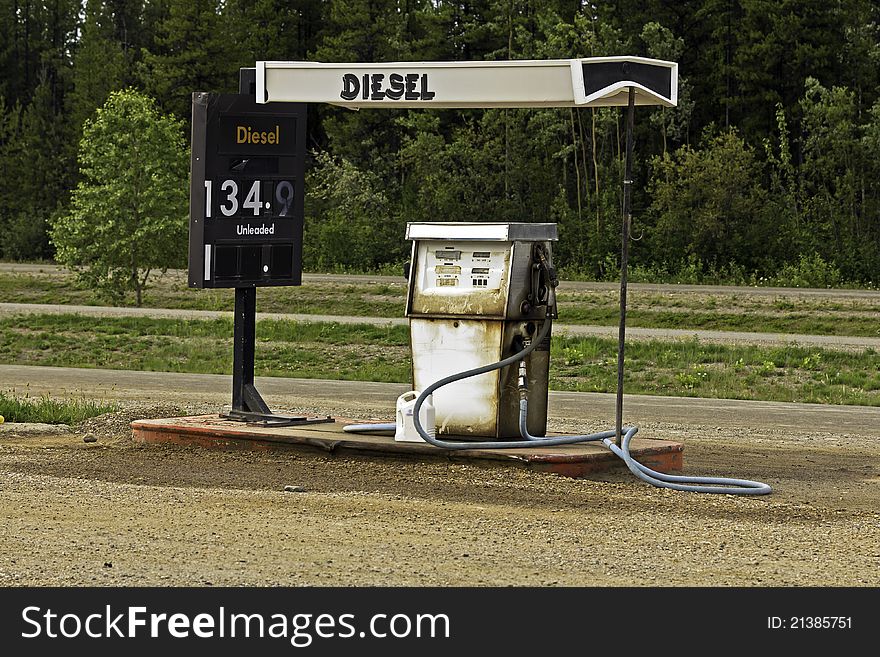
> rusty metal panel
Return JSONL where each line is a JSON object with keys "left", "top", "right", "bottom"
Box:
{"left": 407, "top": 236, "right": 556, "bottom": 322}
{"left": 410, "top": 318, "right": 503, "bottom": 437}
{"left": 409, "top": 240, "right": 512, "bottom": 318}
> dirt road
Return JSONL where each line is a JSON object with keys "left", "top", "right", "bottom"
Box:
{"left": 1, "top": 365, "right": 878, "bottom": 586}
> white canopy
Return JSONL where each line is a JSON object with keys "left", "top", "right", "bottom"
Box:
{"left": 256, "top": 56, "right": 677, "bottom": 109}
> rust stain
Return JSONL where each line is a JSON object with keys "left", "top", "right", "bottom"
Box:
{"left": 412, "top": 287, "right": 507, "bottom": 317}
{"left": 410, "top": 319, "right": 502, "bottom": 437}
{"left": 131, "top": 416, "right": 685, "bottom": 479}
{"left": 410, "top": 246, "right": 511, "bottom": 318}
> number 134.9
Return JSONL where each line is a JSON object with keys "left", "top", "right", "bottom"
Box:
{"left": 204, "top": 179, "right": 294, "bottom": 218}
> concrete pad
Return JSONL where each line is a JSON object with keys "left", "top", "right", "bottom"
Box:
{"left": 131, "top": 415, "right": 683, "bottom": 478}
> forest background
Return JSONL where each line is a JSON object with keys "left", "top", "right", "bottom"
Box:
{"left": 2, "top": 0, "right": 879, "bottom": 287}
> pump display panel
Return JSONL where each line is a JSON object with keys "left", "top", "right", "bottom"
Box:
{"left": 188, "top": 93, "right": 306, "bottom": 288}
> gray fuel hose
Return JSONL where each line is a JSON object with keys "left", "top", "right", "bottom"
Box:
{"left": 342, "top": 422, "right": 396, "bottom": 434}
{"left": 344, "top": 315, "right": 771, "bottom": 494}
{"left": 602, "top": 428, "right": 772, "bottom": 494}
{"left": 518, "top": 395, "right": 771, "bottom": 495}
{"left": 408, "top": 319, "right": 618, "bottom": 450}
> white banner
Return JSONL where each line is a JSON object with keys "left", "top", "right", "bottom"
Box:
{"left": 256, "top": 57, "right": 677, "bottom": 109}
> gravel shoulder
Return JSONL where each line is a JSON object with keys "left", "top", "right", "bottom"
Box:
{"left": 0, "top": 366, "right": 878, "bottom": 586}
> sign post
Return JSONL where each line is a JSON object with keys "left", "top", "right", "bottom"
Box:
{"left": 188, "top": 71, "right": 332, "bottom": 426}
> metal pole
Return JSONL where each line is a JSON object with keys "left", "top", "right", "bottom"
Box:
{"left": 231, "top": 287, "right": 256, "bottom": 412}
{"left": 615, "top": 87, "right": 636, "bottom": 446}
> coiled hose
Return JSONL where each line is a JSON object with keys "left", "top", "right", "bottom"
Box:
{"left": 344, "top": 317, "right": 771, "bottom": 495}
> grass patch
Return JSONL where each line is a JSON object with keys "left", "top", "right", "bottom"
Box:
{"left": 1, "top": 314, "right": 879, "bottom": 406}
{"left": 0, "top": 271, "right": 409, "bottom": 316}
{"left": 0, "top": 390, "right": 117, "bottom": 424}
{"left": 2, "top": 269, "right": 878, "bottom": 337}
{"left": 549, "top": 337, "right": 880, "bottom": 405}
{"left": 556, "top": 305, "right": 880, "bottom": 337}
{"left": 0, "top": 314, "right": 412, "bottom": 383}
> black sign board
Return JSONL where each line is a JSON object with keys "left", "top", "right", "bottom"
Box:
{"left": 188, "top": 92, "right": 306, "bottom": 288}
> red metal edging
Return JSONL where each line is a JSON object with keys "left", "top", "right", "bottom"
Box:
{"left": 131, "top": 415, "right": 684, "bottom": 479}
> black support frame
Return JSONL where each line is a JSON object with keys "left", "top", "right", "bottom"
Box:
{"left": 219, "top": 70, "right": 333, "bottom": 428}
{"left": 223, "top": 286, "right": 332, "bottom": 427}
{"left": 614, "top": 87, "right": 636, "bottom": 446}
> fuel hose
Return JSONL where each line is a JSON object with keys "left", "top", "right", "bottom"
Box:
{"left": 344, "top": 316, "right": 771, "bottom": 495}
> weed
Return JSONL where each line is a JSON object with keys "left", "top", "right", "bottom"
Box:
{"left": 0, "top": 390, "right": 116, "bottom": 424}
{"left": 759, "top": 360, "right": 777, "bottom": 376}
{"left": 561, "top": 346, "right": 584, "bottom": 366}
{"left": 676, "top": 364, "right": 709, "bottom": 389}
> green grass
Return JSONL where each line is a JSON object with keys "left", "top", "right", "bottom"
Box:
{"left": 549, "top": 337, "right": 880, "bottom": 406}
{"left": 0, "top": 271, "right": 409, "bottom": 316}
{"left": 2, "top": 269, "right": 877, "bottom": 337}
{"left": 0, "top": 314, "right": 412, "bottom": 383}
{"left": 556, "top": 305, "right": 880, "bottom": 337}
{"left": 1, "top": 313, "right": 878, "bottom": 407}
{"left": 0, "top": 390, "right": 117, "bottom": 424}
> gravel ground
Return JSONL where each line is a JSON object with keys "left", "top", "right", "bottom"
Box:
{"left": 1, "top": 393, "right": 878, "bottom": 587}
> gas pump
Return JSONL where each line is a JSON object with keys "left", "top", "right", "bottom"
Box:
{"left": 405, "top": 222, "right": 557, "bottom": 439}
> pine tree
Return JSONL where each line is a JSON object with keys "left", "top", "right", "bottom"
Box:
{"left": 142, "top": 0, "right": 244, "bottom": 119}
{"left": 69, "top": 0, "right": 126, "bottom": 135}
{"left": 4, "top": 74, "right": 73, "bottom": 259}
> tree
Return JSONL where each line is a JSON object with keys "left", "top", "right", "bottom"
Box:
{"left": 0, "top": 74, "right": 74, "bottom": 260}
{"left": 50, "top": 89, "right": 187, "bottom": 305}
{"left": 304, "top": 150, "right": 399, "bottom": 271}
{"left": 799, "top": 77, "right": 878, "bottom": 281}
{"left": 224, "top": 0, "right": 324, "bottom": 64}
{"left": 141, "top": 0, "right": 242, "bottom": 119}
{"left": 68, "top": 0, "right": 126, "bottom": 135}
{"left": 0, "top": 0, "right": 877, "bottom": 282}
{"left": 0, "top": 0, "right": 78, "bottom": 107}
{"left": 646, "top": 129, "right": 780, "bottom": 273}
{"left": 641, "top": 22, "right": 693, "bottom": 153}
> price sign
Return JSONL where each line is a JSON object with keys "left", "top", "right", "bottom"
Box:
{"left": 188, "top": 92, "right": 306, "bottom": 288}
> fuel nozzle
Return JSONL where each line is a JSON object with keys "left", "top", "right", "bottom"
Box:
{"left": 535, "top": 244, "right": 559, "bottom": 289}
{"left": 530, "top": 244, "right": 559, "bottom": 319}
{"left": 544, "top": 286, "right": 558, "bottom": 319}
